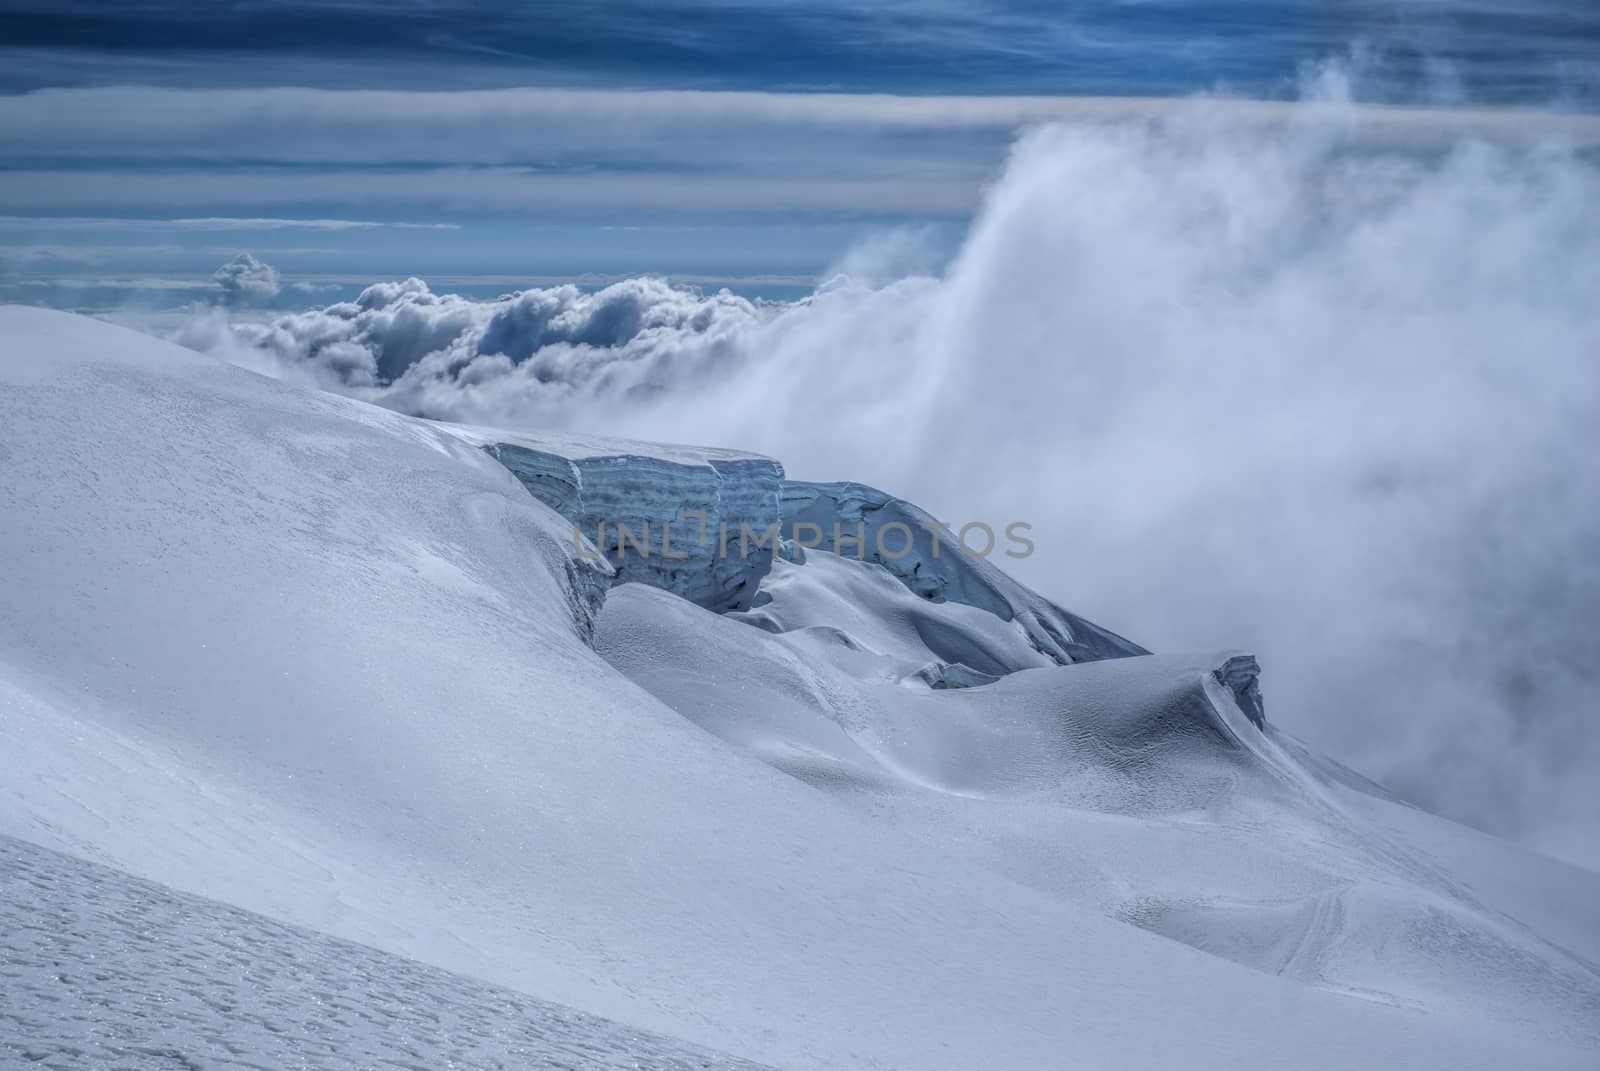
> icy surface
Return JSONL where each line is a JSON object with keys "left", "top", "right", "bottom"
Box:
{"left": 2, "top": 307, "right": 1598, "bottom": 1070}
{"left": 1214, "top": 652, "right": 1267, "bottom": 728}
{"left": 781, "top": 480, "right": 1149, "bottom": 665}
{"left": 448, "top": 425, "right": 783, "bottom": 613}
{"left": 0, "top": 834, "right": 772, "bottom": 1071}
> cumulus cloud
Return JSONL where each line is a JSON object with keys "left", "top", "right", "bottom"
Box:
{"left": 203, "top": 273, "right": 770, "bottom": 396}
{"left": 193, "top": 80, "right": 1600, "bottom": 869}
{"left": 211, "top": 253, "right": 281, "bottom": 305}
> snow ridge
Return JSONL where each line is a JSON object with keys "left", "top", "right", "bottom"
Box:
{"left": 781, "top": 480, "right": 1149, "bottom": 665}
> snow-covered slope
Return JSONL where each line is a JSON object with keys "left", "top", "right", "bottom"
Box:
{"left": 601, "top": 564, "right": 1600, "bottom": 1043}
{"left": 2, "top": 306, "right": 1597, "bottom": 1070}
{"left": 0, "top": 833, "right": 772, "bottom": 1071}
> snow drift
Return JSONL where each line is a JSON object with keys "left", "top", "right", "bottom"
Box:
{"left": 780, "top": 479, "right": 1147, "bottom": 665}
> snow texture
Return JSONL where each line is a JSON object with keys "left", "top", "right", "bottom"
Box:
{"left": 0, "top": 834, "right": 773, "bottom": 1071}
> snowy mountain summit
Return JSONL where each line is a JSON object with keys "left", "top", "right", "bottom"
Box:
{"left": 2, "top": 306, "right": 1598, "bottom": 1070}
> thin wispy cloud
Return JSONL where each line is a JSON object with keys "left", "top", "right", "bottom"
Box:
{"left": 0, "top": 215, "right": 459, "bottom": 231}
{"left": 3, "top": 88, "right": 1595, "bottom": 227}
{"left": 0, "top": 167, "right": 989, "bottom": 220}
{"left": 4, "top": 87, "right": 1598, "bottom": 162}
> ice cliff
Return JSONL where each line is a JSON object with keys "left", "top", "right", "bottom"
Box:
{"left": 452, "top": 428, "right": 783, "bottom": 614}
{"left": 1213, "top": 653, "right": 1267, "bottom": 729}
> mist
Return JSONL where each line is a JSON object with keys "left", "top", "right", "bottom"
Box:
{"left": 189, "top": 74, "right": 1600, "bottom": 869}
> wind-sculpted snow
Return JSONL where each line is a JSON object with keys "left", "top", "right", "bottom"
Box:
{"left": 603, "top": 570, "right": 1254, "bottom": 800}
{"left": 598, "top": 557, "right": 1600, "bottom": 1051}
{"left": 5, "top": 307, "right": 1600, "bottom": 1070}
{"left": 731, "top": 552, "right": 1059, "bottom": 686}
{"left": 0, "top": 835, "right": 774, "bottom": 1071}
{"left": 781, "top": 480, "right": 1149, "bottom": 666}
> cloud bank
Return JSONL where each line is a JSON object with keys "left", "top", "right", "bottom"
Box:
{"left": 191, "top": 274, "right": 770, "bottom": 391}
{"left": 191, "top": 85, "right": 1600, "bottom": 869}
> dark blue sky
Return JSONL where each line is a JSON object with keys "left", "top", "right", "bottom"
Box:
{"left": 4, "top": 1, "right": 1597, "bottom": 101}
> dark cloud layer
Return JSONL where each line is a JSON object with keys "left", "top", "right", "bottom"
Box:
{"left": 4, "top": 2, "right": 1597, "bottom": 103}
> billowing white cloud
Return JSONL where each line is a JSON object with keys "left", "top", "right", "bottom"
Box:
{"left": 193, "top": 86, "right": 1600, "bottom": 868}
{"left": 212, "top": 253, "right": 281, "bottom": 305}
{"left": 192, "top": 274, "right": 768, "bottom": 392}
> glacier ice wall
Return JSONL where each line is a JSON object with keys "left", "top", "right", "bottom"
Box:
{"left": 480, "top": 434, "right": 783, "bottom": 614}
